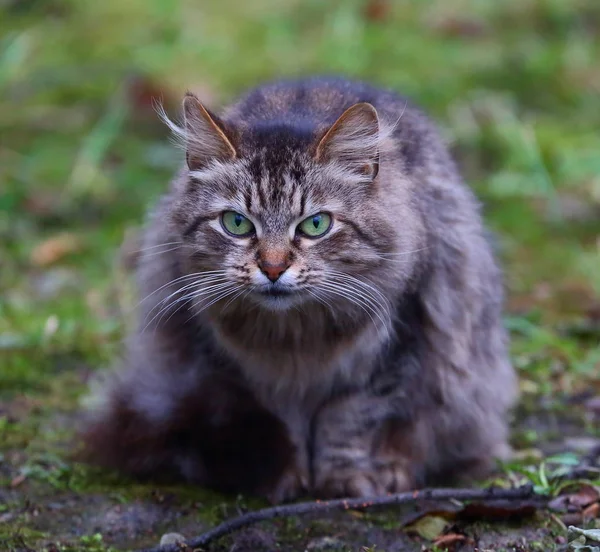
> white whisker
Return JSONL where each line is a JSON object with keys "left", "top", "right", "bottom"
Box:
{"left": 141, "top": 273, "right": 231, "bottom": 332}
{"left": 145, "top": 275, "right": 229, "bottom": 319}
{"left": 318, "top": 281, "right": 389, "bottom": 333}
{"left": 374, "top": 247, "right": 430, "bottom": 257}
{"left": 318, "top": 284, "right": 387, "bottom": 341}
{"left": 159, "top": 282, "right": 235, "bottom": 328}
{"left": 132, "top": 241, "right": 185, "bottom": 253}
{"left": 136, "top": 270, "right": 229, "bottom": 309}
{"left": 325, "top": 271, "right": 393, "bottom": 317}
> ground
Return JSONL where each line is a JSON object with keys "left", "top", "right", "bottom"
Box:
{"left": 1, "top": 0, "right": 599, "bottom": 551}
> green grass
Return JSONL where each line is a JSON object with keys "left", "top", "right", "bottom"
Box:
{"left": 1, "top": 0, "right": 599, "bottom": 550}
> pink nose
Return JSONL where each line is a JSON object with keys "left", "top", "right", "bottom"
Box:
{"left": 258, "top": 259, "right": 290, "bottom": 282}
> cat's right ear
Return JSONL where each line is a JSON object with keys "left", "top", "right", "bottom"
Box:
{"left": 315, "top": 102, "right": 380, "bottom": 179}
{"left": 182, "top": 93, "right": 237, "bottom": 170}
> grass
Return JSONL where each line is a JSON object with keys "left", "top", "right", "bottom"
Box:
{"left": 1, "top": 0, "right": 599, "bottom": 550}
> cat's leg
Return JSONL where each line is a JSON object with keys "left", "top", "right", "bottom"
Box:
{"left": 417, "top": 365, "right": 515, "bottom": 486}
{"left": 311, "top": 384, "right": 511, "bottom": 498}
{"left": 311, "top": 393, "right": 425, "bottom": 498}
{"left": 312, "top": 359, "right": 513, "bottom": 497}
{"left": 263, "top": 403, "right": 311, "bottom": 503}
{"left": 78, "top": 363, "right": 302, "bottom": 502}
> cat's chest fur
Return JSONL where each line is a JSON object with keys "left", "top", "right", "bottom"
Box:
{"left": 209, "top": 304, "right": 388, "bottom": 399}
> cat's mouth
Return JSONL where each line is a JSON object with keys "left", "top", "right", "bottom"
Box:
{"left": 258, "top": 286, "right": 295, "bottom": 298}
{"left": 253, "top": 285, "right": 302, "bottom": 311}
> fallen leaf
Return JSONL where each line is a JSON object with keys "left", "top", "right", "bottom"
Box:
{"left": 405, "top": 515, "right": 449, "bottom": 540}
{"left": 363, "top": 0, "right": 391, "bottom": 22}
{"left": 568, "top": 525, "right": 600, "bottom": 543}
{"left": 433, "top": 533, "right": 467, "bottom": 547}
{"left": 583, "top": 503, "right": 600, "bottom": 521}
{"left": 10, "top": 474, "right": 26, "bottom": 488}
{"left": 30, "top": 233, "right": 82, "bottom": 266}
{"left": 549, "top": 484, "right": 599, "bottom": 512}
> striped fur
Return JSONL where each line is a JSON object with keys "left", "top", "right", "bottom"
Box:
{"left": 79, "top": 77, "right": 517, "bottom": 502}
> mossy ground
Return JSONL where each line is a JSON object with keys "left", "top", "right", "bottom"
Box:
{"left": 1, "top": 0, "right": 599, "bottom": 550}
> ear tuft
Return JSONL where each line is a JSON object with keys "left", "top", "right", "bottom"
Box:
{"left": 182, "top": 93, "right": 237, "bottom": 170}
{"left": 315, "top": 102, "right": 380, "bottom": 179}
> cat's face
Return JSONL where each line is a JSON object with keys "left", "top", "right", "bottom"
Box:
{"left": 167, "top": 96, "right": 409, "bottom": 316}
{"left": 173, "top": 154, "right": 396, "bottom": 313}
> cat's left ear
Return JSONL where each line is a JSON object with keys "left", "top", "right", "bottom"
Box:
{"left": 315, "top": 102, "right": 379, "bottom": 179}
{"left": 182, "top": 93, "right": 237, "bottom": 170}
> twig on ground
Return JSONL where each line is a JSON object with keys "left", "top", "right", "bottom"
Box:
{"left": 138, "top": 485, "right": 541, "bottom": 552}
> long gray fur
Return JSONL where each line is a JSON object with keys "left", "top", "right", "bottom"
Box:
{"left": 79, "top": 77, "right": 517, "bottom": 503}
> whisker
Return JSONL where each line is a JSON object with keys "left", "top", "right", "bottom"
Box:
{"left": 222, "top": 285, "right": 254, "bottom": 311}
{"left": 318, "top": 285, "right": 386, "bottom": 340}
{"left": 143, "top": 277, "right": 230, "bottom": 331}
{"left": 318, "top": 281, "right": 389, "bottom": 332}
{"left": 323, "top": 275, "right": 392, "bottom": 321}
{"left": 374, "top": 247, "right": 430, "bottom": 257}
{"left": 305, "top": 288, "right": 335, "bottom": 315}
{"left": 144, "top": 275, "right": 229, "bottom": 318}
{"left": 136, "top": 270, "right": 229, "bottom": 309}
{"left": 159, "top": 282, "right": 234, "bottom": 328}
{"left": 180, "top": 285, "right": 241, "bottom": 326}
{"left": 166, "top": 280, "right": 233, "bottom": 311}
{"left": 325, "top": 271, "right": 392, "bottom": 317}
{"left": 131, "top": 241, "right": 185, "bottom": 253}
{"left": 139, "top": 246, "right": 190, "bottom": 258}
{"left": 194, "top": 286, "right": 241, "bottom": 314}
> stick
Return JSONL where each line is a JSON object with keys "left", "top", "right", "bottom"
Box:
{"left": 139, "top": 485, "right": 540, "bottom": 552}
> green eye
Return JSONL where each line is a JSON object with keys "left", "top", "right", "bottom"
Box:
{"left": 221, "top": 211, "right": 255, "bottom": 236}
{"left": 298, "top": 213, "right": 332, "bottom": 238}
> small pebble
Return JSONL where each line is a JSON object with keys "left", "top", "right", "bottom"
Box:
{"left": 306, "top": 536, "right": 345, "bottom": 550}
{"left": 160, "top": 532, "right": 186, "bottom": 546}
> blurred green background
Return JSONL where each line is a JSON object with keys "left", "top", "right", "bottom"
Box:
{"left": 1, "top": 0, "right": 599, "bottom": 549}
{"left": 2, "top": 0, "right": 599, "bottom": 392}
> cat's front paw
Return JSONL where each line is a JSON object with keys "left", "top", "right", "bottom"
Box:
{"left": 315, "top": 461, "right": 412, "bottom": 498}
{"left": 261, "top": 464, "right": 309, "bottom": 504}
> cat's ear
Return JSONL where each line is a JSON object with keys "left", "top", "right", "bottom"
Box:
{"left": 182, "top": 93, "right": 237, "bottom": 170}
{"left": 315, "top": 102, "right": 380, "bottom": 179}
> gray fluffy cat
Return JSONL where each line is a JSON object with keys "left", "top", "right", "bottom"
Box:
{"left": 80, "top": 77, "right": 517, "bottom": 503}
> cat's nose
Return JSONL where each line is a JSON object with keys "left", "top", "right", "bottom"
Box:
{"left": 257, "top": 255, "right": 291, "bottom": 283}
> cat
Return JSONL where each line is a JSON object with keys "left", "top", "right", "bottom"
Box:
{"left": 79, "top": 76, "right": 517, "bottom": 503}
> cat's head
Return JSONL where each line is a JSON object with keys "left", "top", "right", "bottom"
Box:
{"left": 162, "top": 93, "right": 420, "bottom": 317}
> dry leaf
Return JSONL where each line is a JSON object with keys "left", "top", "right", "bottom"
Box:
{"left": 31, "top": 233, "right": 81, "bottom": 266}
{"left": 583, "top": 503, "right": 600, "bottom": 521}
{"left": 363, "top": 0, "right": 391, "bottom": 22}
{"left": 10, "top": 474, "right": 26, "bottom": 488}
{"left": 433, "top": 533, "right": 467, "bottom": 548}
{"left": 568, "top": 525, "right": 600, "bottom": 544}
{"left": 405, "top": 515, "right": 449, "bottom": 540}
{"left": 549, "top": 484, "right": 599, "bottom": 512}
